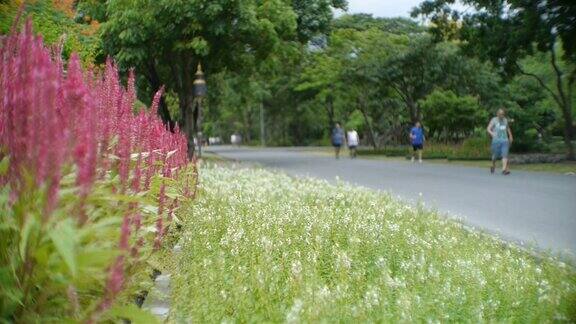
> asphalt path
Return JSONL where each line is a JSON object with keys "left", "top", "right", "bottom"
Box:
{"left": 206, "top": 146, "right": 576, "bottom": 257}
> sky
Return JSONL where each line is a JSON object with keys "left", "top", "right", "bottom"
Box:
{"left": 343, "top": 0, "right": 467, "bottom": 18}
{"left": 345, "top": 0, "right": 426, "bottom": 18}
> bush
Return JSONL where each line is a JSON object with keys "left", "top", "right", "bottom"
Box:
{"left": 448, "top": 137, "right": 491, "bottom": 160}
{"left": 420, "top": 90, "right": 488, "bottom": 141}
{"left": 421, "top": 143, "right": 452, "bottom": 159}
{"left": 0, "top": 21, "right": 195, "bottom": 322}
{"left": 357, "top": 147, "right": 410, "bottom": 157}
{"left": 357, "top": 144, "right": 452, "bottom": 159}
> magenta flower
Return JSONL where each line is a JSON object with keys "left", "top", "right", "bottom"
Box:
{"left": 2, "top": 18, "right": 193, "bottom": 321}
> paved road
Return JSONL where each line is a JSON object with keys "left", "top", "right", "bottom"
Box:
{"left": 207, "top": 146, "right": 576, "bottom": 257}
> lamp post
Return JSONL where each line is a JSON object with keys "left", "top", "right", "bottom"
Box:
{"left": 192, "top": 63, "right": 207, "bottom": 158}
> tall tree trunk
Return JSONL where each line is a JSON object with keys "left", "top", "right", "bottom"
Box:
{"left": 516, "top": 45, "right": 576, "bottom": 160}
{"left": 146, "top": 62, "right": 174, "bottom": 128}
{"left": 407, "top": 97, "right": 419, "bottom": 123}
{"left": 325, "top": 94, "right": 335, "bottom": 131}
{"left": 561, "top": 100, "right": 575, "bottom": 160}
{"left": 550, "top": 43, "right": 575, "bottom": 160}
{"left": 176, "top": 58, "right": 200, "bottom": 159}
{"left": 358, "top": 98, "right": 378, "bottom": 149}
{"left": 158, "top": 96, "right": 175, "bottom": 131}
{"left": 178, "top": 89, "right": 195, "bottom": 159}
{"left": 243, "top": 108, "right": 252, "bottom": 144}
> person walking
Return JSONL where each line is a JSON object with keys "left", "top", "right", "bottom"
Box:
{"left": 347, "top": 128, "right": 359, "bottom": 159}
{"left": 487, "top": 108, "right": 514, "bottom": 175}
{"left": 332, "top": 123, "right": 345, "bottom": 159}
{"left": 410, "top": 121, "right": 425, "bottom": 163}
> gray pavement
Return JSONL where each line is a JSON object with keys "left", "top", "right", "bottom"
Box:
{"left": 206, "top": 146, "right": 576, "bottom": 258}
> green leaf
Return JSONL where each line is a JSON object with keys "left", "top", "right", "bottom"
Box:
{"left": 77, "top": 249, "right": 119, "bottom": 269}
{"left": 49, "top": 219, "right": 77, "bottom": 277}
{"left": 107, "top": 304, "right": 160, "bottom": 324}
{"left": 0, "top": 215, "right": 17, "bottom": 231}
{"left": 77, "top": 217, "right": 123, "bottom": 240}
{"left": 19, "top": 216, "right": 38, "bottom": 261}
{"left": 0, "top": 155, "right": 9, "bottom": 176}
{"left": 142, "top": 204, "right": 158, "bottom": 215}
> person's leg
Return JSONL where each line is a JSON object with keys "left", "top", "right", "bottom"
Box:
{"left": 411, "top": 145, "right": 416, "bottom": 162}
{"left": 418, "top": 146, "right": 423, "bottom": 163}
{"left": 335, "top": 146, "right": 340, "bottom": 159}
{"left": 502, "top": 142, "right": 510, "bottom": 174}
{"left": 490, "top": 142, "right": 498, "bottom": 174}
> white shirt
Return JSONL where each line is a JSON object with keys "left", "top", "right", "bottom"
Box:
{"left": 347, "top": 131, "right": 359, "bottom": 146}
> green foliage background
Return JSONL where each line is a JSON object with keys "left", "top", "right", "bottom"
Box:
{"left": 0, "top": 0, "right": 101, "bottom": 63}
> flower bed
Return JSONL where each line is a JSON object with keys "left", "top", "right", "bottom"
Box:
{"left": 170, "top": 165, "right": 576, "bottom": 322}
{"left": 0, "top": 21, "right": 195, "bottom": 322}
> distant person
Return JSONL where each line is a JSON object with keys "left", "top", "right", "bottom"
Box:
{"left": 332, "top": 123, "right": 345, "bottom": 159}
{"left": 347, "top": 128, "right": 359, "bottom": 159}
{"left": 410, "top": 121, "right": 425, "bottom": 163}
{"left": 487, "top": 108, "right": 513, "bottom": 175}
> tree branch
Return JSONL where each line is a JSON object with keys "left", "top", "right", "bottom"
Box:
{"left": 515, "top": 62, "right": 563, "bottom": 108}
{"left": 549, "top": 42, "right": 568, "bottom": 107}
{"left": 390, "top": 84, "right": 409, "bottom": 104}
{"left": 567, "top": 68, "right": 576, "bottom": 110}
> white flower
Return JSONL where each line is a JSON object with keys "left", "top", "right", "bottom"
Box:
{"left": 286, "top": 299, "right": 304, "bottom": 324}
{"left": 291, "top": 261, "right": 302, "bottom": 277}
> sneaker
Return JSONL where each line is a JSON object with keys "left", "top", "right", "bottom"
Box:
{"left": 411, "top": 157, "right": 415, "bottom": 163}
{"left": 419, "top": 159, "right": 423, "bottom": 164}
{"left": 490, "top": 166, "right": 495, "bottom": 174}
{"left": 502, "top": 170, "right": 511, "bottom": 175}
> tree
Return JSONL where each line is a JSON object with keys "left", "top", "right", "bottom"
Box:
{"left": 378, "top": 35, "right": 443, "bottom": 123}
{"left": 332, "top": 13, "right": 424, "bottom": 35}
{"left": 292, "top": 0, "right": 347, "bottom": 42}
{"left": 419, "top": 90, "right": 487, "bottom": 142}
{"left": 0, "top": 0, "right": 100, "bottom": 63}
{"left": 413, "top": 0, "right": 576, "bottom": 159}
{"left": 341, "top": 28, "right": 411, "bottom": 148}
{"left": 98, "top": 0, "right": 346, "bottom": 156}
{"left": 296, "top": 20, "right": 501, "bottom": 148}
{"left": 295, "top": 52, "right": 343, "bottom": 130}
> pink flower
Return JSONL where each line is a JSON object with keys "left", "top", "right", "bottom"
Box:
{"left": 119, "top": 214, "right": 131, "bottom": 251}
{"left": 2, "top": 18, "right": 195, "bottom": 321}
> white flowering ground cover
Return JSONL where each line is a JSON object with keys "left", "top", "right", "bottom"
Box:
{"left": 170, "top": 164, "right": 576, "bottom": 322}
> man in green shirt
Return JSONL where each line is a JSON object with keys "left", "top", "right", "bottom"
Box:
{"left": 487, "top": 109, "right": 514, "bottom": 175}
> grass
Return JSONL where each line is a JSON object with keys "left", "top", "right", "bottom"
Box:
{"left": 354, "top": 150, "right": 576, "bottom": 174}
{"left": 169, "top": 164, "right": 576, "bottom": 322}
{"left": 429, "top": 159, "right": 576, "bottom": 174}
{"left": 294, "top": 146, "right": 575, "bottom": 174}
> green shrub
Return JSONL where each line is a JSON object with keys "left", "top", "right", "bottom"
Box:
{"left": 421, "top": 143, "right": 452, "bottom": 159}
{"left": 449, "top": 137, "right": 491, "bottom": 160}
{"left": 420, "top": 90, "right": 488, "bottom": 142}
{"left": 357, "top": 147, "right": 410, "bottom": 157}
{"left": 358, "top": 144, "right": 452, "bottom": 159}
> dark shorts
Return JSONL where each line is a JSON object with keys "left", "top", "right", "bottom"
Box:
{"left": 348, "top": 145, "right": 357, "bottom": 149}
{"left": 412, "top": 144, "right": 424, "bottom": 151}
{"left": 333, "top": 143, "right": 342, "bottom": 148}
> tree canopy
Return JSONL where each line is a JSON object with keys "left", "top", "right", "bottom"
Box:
{"left": 413, "top": 0, "right": 576, "bottom": 158}
{"left": 7, "top": 0, "right": 573, "bottom": 158}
